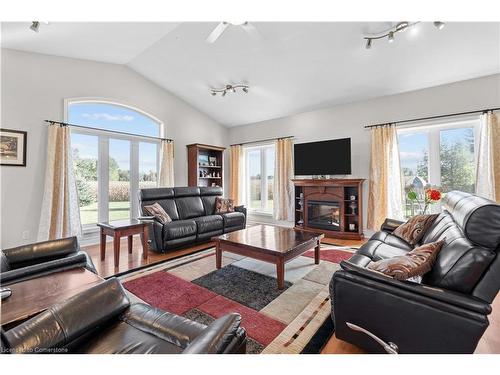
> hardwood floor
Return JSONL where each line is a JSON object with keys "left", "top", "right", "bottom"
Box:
{"left": 83, "top": 235, "right": 215, "bottom": 278}
{"left": 82, "top": 233, "right": 500, "bottom": 354}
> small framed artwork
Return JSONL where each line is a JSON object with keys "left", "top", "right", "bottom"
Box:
{"left": 0, "top": 128, "right": 27, "bottom": 167}
{"left": 209, "top": 156, "right": 217, "bottom": 166}
{"left": 199, "top": 154, "right": 209, "bottom": 166}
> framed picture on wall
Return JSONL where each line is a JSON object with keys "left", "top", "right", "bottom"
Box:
{"left": 0, "top": 128, "right": 27, "bottom": 166}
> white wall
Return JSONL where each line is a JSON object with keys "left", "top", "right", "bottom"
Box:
{"left": 229, "top": 74, "right": 500, "bottom": 230}
{"left": 0, "top": 49, "right": 228, "bottom": 248}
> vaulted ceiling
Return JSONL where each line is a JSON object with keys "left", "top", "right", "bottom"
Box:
{"left": 2, "top": 22, "right": 499, "bottom": 126}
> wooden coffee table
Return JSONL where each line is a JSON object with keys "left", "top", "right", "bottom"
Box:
{"left": 1, "top": 268, "right": 103, "bottom": 328}
{"left": 213, "top": 225, "right": 324, "bottom": 289}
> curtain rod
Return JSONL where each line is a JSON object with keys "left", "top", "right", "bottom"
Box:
{"left": 44, "top": 120, "right": 173, "bottom": 142}
{"left": 364, "top": 107, "right": 500, "bottom": 129}
{"left": 231, "top": 135, "right": 294, "bottom": 147}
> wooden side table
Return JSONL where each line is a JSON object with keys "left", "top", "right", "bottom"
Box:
{"left": 97, "top": 219, "right": 149, "bottom": 268}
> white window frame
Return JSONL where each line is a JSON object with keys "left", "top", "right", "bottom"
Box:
{"left": 244, "top": 143, "right": 275, "bottom": 215}
{"left": 65, "top": 98, "right": 163, "bottom": 233}
{"left": 397, "top": 115, "right": 480, "bottom": 190}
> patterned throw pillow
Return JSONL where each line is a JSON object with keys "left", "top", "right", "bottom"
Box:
{"left": 393, "top": 214, "right": 438, "bottom": 246}
{"left": 215, "top": 197, "right": 235, "bottom": 214}
{"left": 143, "top": 202, "right": 172, "bottom": 224}
{"left": 367, "top": 240, "right": 445, "bottom": 281}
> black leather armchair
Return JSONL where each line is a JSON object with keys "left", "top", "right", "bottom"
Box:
{"left": 1, "top": 278, "right": 247, "bottom": 354}
{"left": 330, "top": 191, "right": 500, "bottom": 353}
{"left": 1, "top": 237, "right": 96, "bottom": 286}
{"left": 138, "top": 187, "right": 247, "bottom": 253}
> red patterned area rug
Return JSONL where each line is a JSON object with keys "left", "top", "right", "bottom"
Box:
{"left": 122, "top": 245, "right": 354, "bottom": 354}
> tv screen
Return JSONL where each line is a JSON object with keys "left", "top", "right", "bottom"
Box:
{"left": 294, "top": 138, "right": 351, "bottom": 175}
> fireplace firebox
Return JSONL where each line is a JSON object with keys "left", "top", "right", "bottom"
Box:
{"left": 307, "top": 200, "right": 341, "bottom": 231}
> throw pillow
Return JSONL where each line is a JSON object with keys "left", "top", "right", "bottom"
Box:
{"left": 215, "top": 197, "right": 235, "bottom": 214}
{"left": 143, "top": 202, "right": 172, "bottom": 224}
{"left": 393, "top": 214, "right": 438, "bottom": 246}
{"left": 367, "top": 240, "right": 445, "bottom": 281}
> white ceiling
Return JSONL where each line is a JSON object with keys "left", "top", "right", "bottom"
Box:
{"left": 2, "top": 22, "right": 499, "bottom": 126}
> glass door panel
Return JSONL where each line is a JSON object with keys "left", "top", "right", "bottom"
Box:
{"left": 265, "top": 146, "right": 275, "bottom": 211}
{"left": 109, "top": 139, "right": 131, "bottom": 221}
{"left": 139, "top": 142, "right": 158, "bottom": 190}
{"left": 247, "top": 149, "right": 262, "bottom": 210}
{"left": 71, "top": 133, "right": 99, "bottom": 226}
{"left": 439, "top": 128, "right": 475, "bottom": 193}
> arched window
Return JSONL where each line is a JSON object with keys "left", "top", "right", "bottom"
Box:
{"left": 67, "top": 99, "right": 163, "bottom": 230}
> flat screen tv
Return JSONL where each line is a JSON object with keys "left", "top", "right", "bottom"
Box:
{"left": 294, "top": 138, "right": 351, "bottom": 175}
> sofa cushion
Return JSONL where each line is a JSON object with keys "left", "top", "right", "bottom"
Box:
{"left": 222, "top": 212, "right": 245, "bottom": 228}
{"left": 393, "top": 214, "right": 438, "bottom": 246}
{"left": 370, "top": 231, "right": 414, "bottom": 250}
{"left": 215, "top": 197, "right": 235, "bottom": 214}
{"left": 163, "top": 220, "right": 197, "bottom": 239}
{"left": 175, "top": 197, "right": 205, "bottom": 220}
{"left": 194, "top": 215, "right": 223, "bottom": 233}
{"left": 140, "top": 188, "right": 179, "bottom": 221}
{"left": 367, "top": 240, "right": 445, "bottom": 280}
{"left": 76, "top": 320, "right": 184, "bottom": 354}
{"left": 143, "top": 202, "right": 172, "bottom": 224}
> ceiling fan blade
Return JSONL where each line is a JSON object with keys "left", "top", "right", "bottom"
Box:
{"left": 206, "top": 22, "right": 229, "bottom": 44}
{"left": 242, "top": 22, "right": 262, "bottom": 40}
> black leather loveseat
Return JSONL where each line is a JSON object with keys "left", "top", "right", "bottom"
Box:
{"left": 330, "top": 191, "right": 500, "bottom": 353}
{"left": 1, "top": 237, "right": 96, "bottom": 286}
{"left": 1, "top": 278, "right": 247, "bottom": 354}
{"left": 139, "top": 187, "right": 247, "bottom": 253}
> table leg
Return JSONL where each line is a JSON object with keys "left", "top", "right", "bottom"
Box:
{"left": 215, "top": 241, "right": 222, "bottom": 269}
{"left": 128, "top": 235, "right": 133, "bottom": 254}
{"left": 141, "top": 228, "right": 148, "bottom": 260}
{"left": 315, "top": 239, "right": 320, "bottom": 265}
{"left": 277, "top": 258, "right": 285, "bottom": 290}
{"left": 100, "top": 228, "right": 106, "bottom": 261}
{"left": 113, "top": 233, "right": 120, "bottom": 268}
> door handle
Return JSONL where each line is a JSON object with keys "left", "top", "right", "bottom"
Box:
{"left": 346, "top": 322, "right": 399, "bottom": 354}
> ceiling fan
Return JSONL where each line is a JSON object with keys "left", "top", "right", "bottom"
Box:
{"left": 206, "top": 21, "right": 260, "bottom": 43}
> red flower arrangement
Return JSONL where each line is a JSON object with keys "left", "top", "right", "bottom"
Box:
{"left": 426, "top": 189, "right": 442, "bottom": 202}
{"left": 407, "top": 188, "right": 442, "bottom": 215}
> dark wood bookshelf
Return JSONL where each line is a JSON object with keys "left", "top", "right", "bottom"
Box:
{"left": 187, "top": 143, "right": 226, "bottom": 188}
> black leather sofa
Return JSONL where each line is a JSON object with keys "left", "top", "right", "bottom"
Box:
{"left": 139, "top": 187, "right": 247, "bottom": 253}
{"left": 1, "top": 237, "right": 96, "bottom": 286}
{"left": 1, "top": 278, "right": 247, "bottom": 354}
{"left": 330, "top": 191, "right": 500, "bottom": 354}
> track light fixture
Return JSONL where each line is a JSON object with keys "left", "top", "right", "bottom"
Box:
{"left": 30, "top": 21, "right": 40, "bottom": 32}
{"left": 364, "top": 21, "right": 445, "bottom": 49}
{"left": 210, "top": 84, "right": 249, "bottom": 97}
{"left": 29, "top": 21, "right": 49, "bottom": 33}
{"left": 433, "top": 21, "right": 445, "bottom": 30}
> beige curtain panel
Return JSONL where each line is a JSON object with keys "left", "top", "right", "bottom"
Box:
{"left": 367, "top": 125, "right": 404, "bottom": 230}
{"left": 38, "top": 124, "right": 82, "bottom": 241}
{"left": 229, "top": 144, "right": 244, "bottom": 205}
{"left": 274, "top": 138, "right": 294, "bottom": 221}
{"left": 159, "top": 140, "right": 175, "bottom": 187}
{"left": 476, "top": 112, "right": 500, "bottom": 202}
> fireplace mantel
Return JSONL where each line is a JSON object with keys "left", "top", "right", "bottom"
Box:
{"left": 292, "top": 178, "right": 365, "bottom": 240}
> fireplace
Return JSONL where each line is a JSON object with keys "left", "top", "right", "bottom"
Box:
{"left": 307, "top": 200, "right": 341, "bottom": 231}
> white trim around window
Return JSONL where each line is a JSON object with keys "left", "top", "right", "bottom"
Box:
{"left": 65, "top": 98, "right": 163, "bottom": 236}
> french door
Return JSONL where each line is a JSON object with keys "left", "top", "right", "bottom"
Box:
{"left": 71, "top": 129, "right": 159, "bottom": 230}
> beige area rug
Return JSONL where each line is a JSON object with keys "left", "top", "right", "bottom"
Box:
{"left": 120, "top": 244, "right": 354, "bottom": 354}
